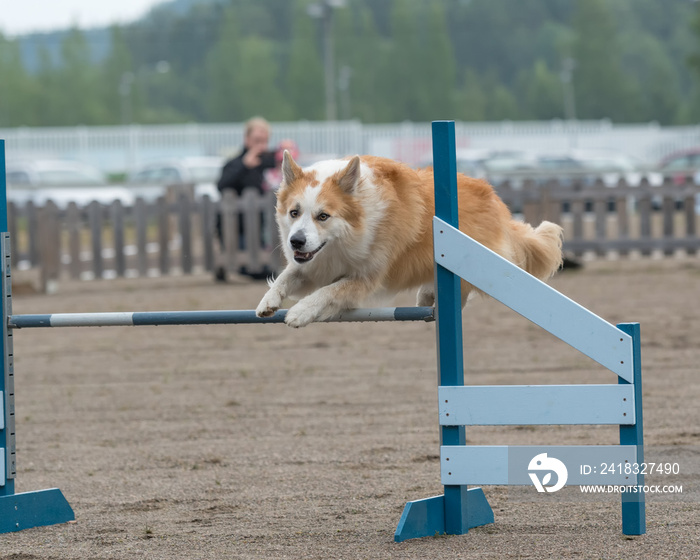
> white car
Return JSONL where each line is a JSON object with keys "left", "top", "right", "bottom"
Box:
{"left": 419, "top": 148, "right": 538, "bottom": 182}
{"left": 129, "top": 156, "right": 224, "bottom": 184}
{"left": 15, "top": 187, "right": 136, "bottom": 208}
{"left": 128, "top": 156, "right": 225, "bottom": 201}
{"left": 6, "top": 159, "right": 107, "bottom": 187}
{"left": 5, "top": 159, "right": 135, "bottom": 208}
{"left": 536, "top": 150, "right": 663, "bottom": 187}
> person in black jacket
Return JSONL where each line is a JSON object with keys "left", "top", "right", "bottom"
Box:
{"left": 215, "top": 117, "right": 277, "bottom": 282}
{"left": 217, "top": 117, "right": 277, "bottom": 196}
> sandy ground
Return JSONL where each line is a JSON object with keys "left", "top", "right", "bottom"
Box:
{"left": 1, "top": 258, "right": 699, "bottom": 559}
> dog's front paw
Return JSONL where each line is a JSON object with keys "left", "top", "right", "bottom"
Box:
{"left": 284, "top": 303, "right": 322, "bottom": 328}
{"left": 256, "top": 290, "right": 283, "bottom": 318}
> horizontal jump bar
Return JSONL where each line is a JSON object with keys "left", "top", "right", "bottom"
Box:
{"left": 439, "top": 384, "right": 636, "bottom": 426}
{"left": 8, "top": 306, "right": 435, "bottom": 329}
{"left": 441, "top": 445, "right": 640, "bottom": 486}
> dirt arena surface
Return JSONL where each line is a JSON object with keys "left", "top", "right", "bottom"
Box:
{"left": 2, "top": 258, "right": 699, "bottom": 559}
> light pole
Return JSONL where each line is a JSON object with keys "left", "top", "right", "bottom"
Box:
{"left": 119, "top": 72, "right": 134, "bottom": 125}
{"left": 338, "top": 64, "right": 352, "bottom": 120}
{"left": 560, "top": 57, "right": 577, "bottom": 149}
{"left": 118, "top": 61, "right": 170, "bottom": 125}
{"left": 308, "top": 0, "right": 346, "bottom": 121}
{"left": 560, "top": 57, "right": 577, "bottom": 121}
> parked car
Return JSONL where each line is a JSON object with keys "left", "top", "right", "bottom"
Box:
{"left": 482, "top": 150, "right": 539, "bottom": 174}
{"left": 6, "top": 159, "right": 106, "bottom": 187}
{"left": 536, "top": 150, "right": 662, "bottom": 187}
{"left": 129, "top": 156, "right": 224, "bottom": 184}
{"left": 9, "top": 187, "right": 137, "bottom": 208}
{"left": 656, "top": 148, "right": 700, "bottom": 184}
{"left": 128, "top": 156, "right": 225, "bottom": 201}
{"left": 5, "top": 158, "right": 135, "bottom": 208}
{"left": 418, "top": 149, "right": 537, "bottom": 181}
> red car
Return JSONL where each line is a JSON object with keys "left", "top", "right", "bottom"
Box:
{"left": 657, "top": 148, "right": 700, "bottom": 184}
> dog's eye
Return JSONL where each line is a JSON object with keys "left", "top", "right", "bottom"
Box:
{"left": 317, "top": 212, "right": 330, "bottom": 222}
{"left": 289, "top": 209, "right": 299, "bottom": 219}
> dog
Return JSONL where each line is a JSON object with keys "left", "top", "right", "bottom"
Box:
{"left": 256, "top": 152, "right": 563, "bottom": 328}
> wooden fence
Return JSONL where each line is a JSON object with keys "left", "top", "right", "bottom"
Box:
{"left": 7, "top": 179, "right": 700, "bottom": 291}
{"left": 496, "top": 177, "right": 699, "bottom": 258}
{"left": 8, "top": 187, "right": 282, "bottom": 291}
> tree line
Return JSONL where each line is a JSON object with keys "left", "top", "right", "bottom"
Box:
{"left": 1, "top": 0, "right": 700, "bottom": 128}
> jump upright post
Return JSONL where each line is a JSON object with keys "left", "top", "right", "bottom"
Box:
{"left": 394, "top": 121, "right": 645, "bottom": 541}
{"left": 0, "top": 124, "right": 645, "bottom": 539}
{"left": 0, "top": 136, "right": 434, "bottom": 532}
{"left": 0, "top": 140, "right": 75, "bottom": 531}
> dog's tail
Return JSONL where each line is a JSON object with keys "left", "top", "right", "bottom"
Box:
{"left": 507, "top": 220, "right": 563, "bottom": 281}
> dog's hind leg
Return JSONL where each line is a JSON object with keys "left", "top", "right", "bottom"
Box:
{"left": 416, "top": 283, "right": 435, "bottom": 307}
{"left": 461, "top": 280, "right": 475, "bottom": 308}
{"left": 417, "top": 280, "right": 473, "bottom": 308}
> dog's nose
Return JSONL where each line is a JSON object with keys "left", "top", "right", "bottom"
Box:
{"left": 290, "top": 231, "right": 306, "bottom": 250}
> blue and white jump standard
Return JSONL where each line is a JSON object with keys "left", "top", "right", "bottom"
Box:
{"left": 0, "top": 138, "right": 435, "bottom": 533}
{"left": 0, "top": 123, "right": 645, "bottom": 539}
{"left": 393, "top": 121, "right": 645, "bottom": 541}
{"left": 0, "top": 142, "right": 75, "bottom": 532}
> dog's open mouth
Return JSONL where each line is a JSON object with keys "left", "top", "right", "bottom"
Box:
{"left": 293, "top": 243, "right": 326, "bottom": 263}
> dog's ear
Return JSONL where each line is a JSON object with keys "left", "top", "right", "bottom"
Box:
{"left": 337, "top": 156, "right": 361, "bottom": 194}
{"left": 281, "top": 150, "right": 303, "bottom": 186}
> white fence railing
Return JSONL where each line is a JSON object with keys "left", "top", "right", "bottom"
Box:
{"left": 3, "top": 120, "right": 700, "bottom": 174}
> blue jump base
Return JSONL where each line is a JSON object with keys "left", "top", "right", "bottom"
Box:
{"left": 0, "top": 124, "right": 645, "bottom": 540}
{"left": 395, "top": 489, "right": 494, "bottom": 542}
{"left": 0, "top": 489, "right": 74, "bottom": 533}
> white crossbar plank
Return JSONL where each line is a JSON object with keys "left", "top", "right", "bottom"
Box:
{"left": 441, "top": 445, "right": 639, "bottom": 486}
{"left": 439, "top": 385, "right": 635, "bottom": 426}
{"left": 50, "top": 312, "right": 135, "bottom": 327}
{"left": 433, "top": 218, "right": 634, "bottom": 382}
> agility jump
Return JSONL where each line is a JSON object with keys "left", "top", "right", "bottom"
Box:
{"left": 0, "top": 122, "right": 644, "bottom": 539}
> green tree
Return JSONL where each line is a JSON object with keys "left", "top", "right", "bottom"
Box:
{"left": 235, "top": 36, "right": 293, "bottom": 120}
{"left": 285, "top": 1, "right": 324, "bottom": 120}
{"left": 518, "top": 60, "right": 564, "bottom": 120}
{"left": 570, "top": 0, "right": 638, "bottom": 121}
{"left": 53, "top": 27, "right": 106, "bottom": 124}
{"left": 99, "top": 26, "right": 134, "bottom": 124}
{"left": 379, "top": 0, "right": 456, "bottom": 121}
{"left": 418, "top": 0, "right": 456, "bottom": 120}
{"left": 453, "top": 69, "right": 487, "bottom": 122}
{"left": 334, "top": 3, "right": 388, "bottom": 121}
{"left": 205, "top": 7, "right": 244, "bottom": 121}
{"left": 205, "top": 5, "right": 293, "bottom": 122}
{"left": 380, "top": 0, "right": 421, "bottom": 121}
{"left": 684, "top": 2, "right": 700, "bottom": 122}
{"left": 486, "top": 85, "right": 519, "bottom": 121}
{"left": 0, "top": 34, "right": 40, "bottom": 126}
{"left": 1, "top": 0, "right": 697, "bottom": 125}
{"left": 621, "top": 34, "right": 679, "bottom": 124}
{"left": 34, "top": 47, "right": 61, "bottom": 125}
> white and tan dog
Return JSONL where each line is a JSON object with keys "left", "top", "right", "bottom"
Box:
{"left": 256, "top": 152, "right": 563, "bottom": 328}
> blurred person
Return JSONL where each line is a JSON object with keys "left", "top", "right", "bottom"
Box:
{"left": 217, "top": 117, "right": 276, "bottom": 196}
{"left": 214, "top": 117, "right": 297, "bottom": 282}
{"left": 264, "top": 139, "right": 300, "bottom": 187}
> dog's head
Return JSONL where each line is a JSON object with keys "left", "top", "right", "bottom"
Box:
{"left": 275, "top": 151, "right": 363, "bottom": 265}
